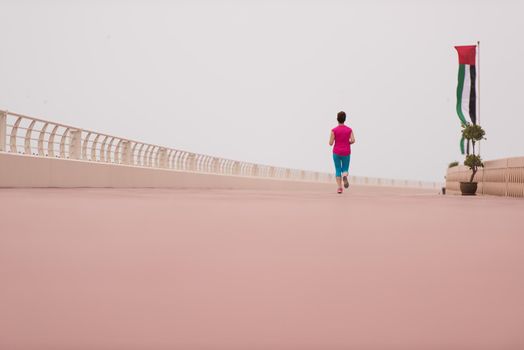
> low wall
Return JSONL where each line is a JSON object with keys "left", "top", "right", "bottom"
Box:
{"left": 0, "top": 152, "right": 335, "bottom": 191}
{"left": 446, "top": 156, "right": 524, "bottom": 198}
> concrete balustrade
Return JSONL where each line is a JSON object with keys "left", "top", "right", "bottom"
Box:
{"left": 0, "top": 111, "right": 6, "bottom": 152}
{"left": 0, "top": 110, "right": 441, "bottom": 189}
{"left": 446, "top": 157, "right": 524, "bottom": 197}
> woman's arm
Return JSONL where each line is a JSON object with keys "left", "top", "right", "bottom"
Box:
{"left": 350, "top": 131, "right": 355, "bottom": 144}
{"left": 329, "top": 131, "right": 335, "bottom": 146}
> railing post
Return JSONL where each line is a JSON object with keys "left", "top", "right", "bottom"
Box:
{"left": 122, "top": 141, "right": 133, "bottom": 165}
{"left": 188, "top": 153, "right": 196, "bottom": 171}
{"left": 69, "top": 129, "right": 82, "bottom": 160}
{"left": 158, "top": 148, "right": 167, "bottom": 168}
{"left": 233, "top": 161, "right": 240, "bottom": 175}
{"left": 0, "top": 111, "right": 6, "bottom": 152}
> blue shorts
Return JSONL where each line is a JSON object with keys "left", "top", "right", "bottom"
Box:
{"left": 333, "top": 153, "right": 351, "bottom": 177}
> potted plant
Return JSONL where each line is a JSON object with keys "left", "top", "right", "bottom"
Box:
{"left": 460, "top": 123, "right": 486, "bottom": 195}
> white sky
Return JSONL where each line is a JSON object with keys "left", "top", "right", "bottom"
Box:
{"left": 1, "top": 0, "right": 523, "bottom": 181}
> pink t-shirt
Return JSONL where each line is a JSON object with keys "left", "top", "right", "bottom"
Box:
{"left": 332, "top": 125, "right": 352, "bottom": 156}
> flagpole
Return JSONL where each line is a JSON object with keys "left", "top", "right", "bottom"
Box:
{"left": 477, "top": 40, "right": 481, "bottom": 156}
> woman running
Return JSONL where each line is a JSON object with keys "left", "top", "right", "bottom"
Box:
{"left": 329, "top": 111, "right": 355, "bottom": 194}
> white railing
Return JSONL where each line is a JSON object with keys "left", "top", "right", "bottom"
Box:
{"left": 0, "top": 110, "right": 441, "bottom": 189}
{"left": 0, "top": 110, "right": 332, "bottom": 183}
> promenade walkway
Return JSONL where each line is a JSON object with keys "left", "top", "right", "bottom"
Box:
{"left": 1, "top": 186, "right": 523, "bottom": 349}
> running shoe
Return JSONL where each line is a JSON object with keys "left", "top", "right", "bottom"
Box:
{"left": 343, "top": 176, "right": 349, "bottom": 188}
{"left": 337, "top": 187, "right": 343, "bottom": 194}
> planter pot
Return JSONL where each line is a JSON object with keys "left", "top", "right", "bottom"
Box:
{"left": 460, "top": 182, "right": 478, "bottom": 196}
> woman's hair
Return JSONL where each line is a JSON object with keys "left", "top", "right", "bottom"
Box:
{"left": 337, "top": 111, "right": 346, "bottom": 124}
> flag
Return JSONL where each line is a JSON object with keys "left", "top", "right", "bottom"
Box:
{"left": 455, "top": 45, "right": 477, "bottom": 153}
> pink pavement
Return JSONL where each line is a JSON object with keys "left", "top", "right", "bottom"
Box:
{"left": 1, "top": 187, "right": 524, "bottom": 349}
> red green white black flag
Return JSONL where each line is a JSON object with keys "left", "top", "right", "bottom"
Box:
{"left": 455, "top": 45, "right": 477, "bottom": 154}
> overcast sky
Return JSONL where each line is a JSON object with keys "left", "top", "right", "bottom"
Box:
{"left": 1, "top": 0, "right": 523, "bottom": 181}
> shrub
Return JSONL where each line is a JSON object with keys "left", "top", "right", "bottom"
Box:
{"left": 461, "top": 123, "right": 486, "bottom": 156}
{"left": 464, "top": 154, "right": 484, "bottom": 183}
{"left": 461, "top": 123, "right": 485, "bottom": 142}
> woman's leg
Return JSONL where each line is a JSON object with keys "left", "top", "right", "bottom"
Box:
{"left": 332, "top": 154, "right": 343, "bottom": 190}
{"left": 341, "top": 155, "right": 351, "bottom": 188}
{"left": 336, "top": 176, "right": 342, "bottom": 189}
{"left": 341, "top": 155, "right": 351, "bottom": 177}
